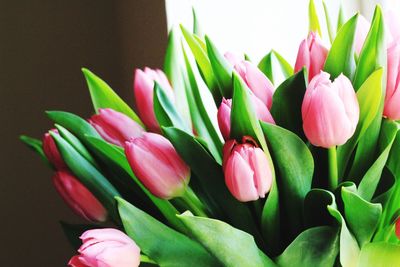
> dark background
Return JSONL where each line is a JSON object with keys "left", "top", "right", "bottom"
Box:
{"left": 0, "top": 1, "right": 167, "bottom": 265}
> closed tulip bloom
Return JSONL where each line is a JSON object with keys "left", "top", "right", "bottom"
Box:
{"left": 217, "top": 97, "right": 275, "bottom": 140}
{"left": 53, "top": 171, "right": 107, "bottom": 222}
{"left": 294, "top": 32, "right": 329, "bottom": 81}
{"left": 89, "top": 108, "right": 144, "bottom": 147}
{"left": 68, "top": 228, "right": 140, "bottom": 267}
{"left": 384, "top": 41, "right": 400, "bottom": 120}
{"left": 386, "top": 10, "right": 400, "bottom": 44}
{"left": 302, "top": 71, "right": 359, "bottom": 148}
{"left": 125, "top": 132, "right": 190, "bottom": 199}
{"left": 355, "top": 15, "right": 370, "bottom": 54}
{"left": 396, "top": 218, "right": 400, "bottom": 240}
{"left": 134, "top": 67, "right": 174, "bottom": 133}
{"left": 225, "top": 52, "right": 274, "bottom": 108}
{"left": 222, "top": 137, "right": 272, "bottom": 202}
{"left": 43, "top": 129, "right": 68, "bottom": 170}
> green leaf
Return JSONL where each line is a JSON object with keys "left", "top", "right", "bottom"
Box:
{"left": 309, "top": 0, "right": 322, "bottom": 36}
{"left": 19, "top": 135, "right": 50, "bottom": 167}
{"left": 192, "top": 8, "right": 204, "bottom": 38}
{"left": 358, "top": 120, "right": 399, "bottom": 200}
{"left": 50, "top": 132, "right": 121, "bottom": 221}
{"left": 178, "top": 212, "right": 276, "bottom": 267}
{"left": 153, "top": 83, "right": 190, "bottom": 132}
{"left": 117, "top": 197, "right": 221, "bottom": 267}
{"left": 337, "top": 68, "right": 383, "bottom": 178}
{"left": 357, "top": 242, "right": 400, "bottom": 267}
{"left": 258, "top": 50, "right": 293, "bottom": 86}
{"left": 182, "top": 46, "right": 223, "bottom": 163}
{"left": 341, "top": 185, "right": 382, "bottom": 246}
{"left": 322, "top": 0, "right": 335, "bottom": 43}
{"left": 337, "top": 4, "right": 345, "bottom": 31}
{"left": 82, "top": 68, "right": 143, "bottom": 126}
{"left": 276, "top": 226, "right": 339, "bottom": 267}
{"left": 205, "top": 35, "right": 233, "bottom": 98}
{"left": 270, "top": 69, "right": 308, "bottom": 138}
{"left": 84, "top": 136, "right": 186, "bottom": 232}
{"left": 324, "top": 13, "right": 358, "bottom": 80}
{"left": 261, "top": 123, "right": 313, "bottom": 242}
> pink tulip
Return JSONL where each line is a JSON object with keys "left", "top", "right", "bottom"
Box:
{"left": 222, "top": 137, "right": 273, "bottom": 202}
{"left": 68, "top": 228, "right": 140, "bottom": 267}
{"left": 294, "top": 32, "right": 329, "bottom": 81}
{"left": 396, "top": 218, "right": 400, "bottom": 240}
{"left": 225, "top": 52, "right": 274, "bottom": 109}
{"left": 217, "top": 97, "right": 275, "bottom": 140}
{"left": 386, "top": 10, "right": 400, "bottom": 44}
{"left": 43, "top": 129, "right": 68, "bottom": 170}
{"left": 89, "top": 108, "right": 144, "bottom": 147}
{"left": 302, "top": 71, "right": 359, "bottom": 148}
{"left": 355, "top": 15, "right": 370, "bottom": 54}
{"left": 125, "top": 132, "right": 190, "bottom": 199}
{"left": 384, "top": 41, "right": 400, "bottom": 120}
{"left": 133, "top": 67, "right": 174, "bottom": 133}
{"left": 53, "top": 171, "right": 107, "bottom": 222}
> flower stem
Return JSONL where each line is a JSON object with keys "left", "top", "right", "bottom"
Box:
{"left": 181, "top": 188, "right": 208, "bottom": 217}
{"left": 328, "top": 146, "right": 338, "bottom": 191}
{"left": 140, "top": 255, "right": 156, "bottom": 264}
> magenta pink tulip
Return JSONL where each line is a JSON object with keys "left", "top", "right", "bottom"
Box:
{"left": 89, "top": 108, "right": 144, "bottom": 147}
{"left": 217, "top": 97, "right": 275, "bottom": 140}
{"left": 125, "top": 132, "right": 190, "bottom": 199}
{"left": 43, "top": 129, "right": 68, "bottom": 170}
{"left": 396, "top": 218, "right": 400, "bottom": 240}
{"left": 222, "top": 137, "right": 272, "bottom": 202}
{"left": 302, "top": 71, "right": 359, "bottom": 148}
{"left": 355, "top": 15, "right": 370, "bottom": 54}
{"left": 225, "top": 52, "right": 274, "bottom": 109}
{"left": 133, "top": 67, "right": 174, "bottom": 133}
{"left": 384, "top": 41, "right": 400, "bottom": 120}
{"left": 294, "top": 32, "right": 329, "bottom": 81}
{"left": 53, "top": 171, "right": 107, "bottom": 222}
{"left": 68, "top": 228, "right": 140, "bottom": 267}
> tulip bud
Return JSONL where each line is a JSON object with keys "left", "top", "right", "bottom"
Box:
{"left": 396, "top": 217, "right": 400, "bottom": 240}
{"left": 89, "top": 108, "right": 144, "bottom": 147}
{"left": 43, "top": 129, "right": 68, "bottom": 170}
{"left": 225, "top": 52, "right": 274, "bottom": 109}
{"left": 222, "top": 137, "right": 273, "bottom": 202}
{"left": 384, "top": 41, "right": 400, "bottom": 120}
{"left": 294, "top": 32, "right": 329, "bottom": 81}
{"left": 302, "top": 71, "right": 359, "bottom": 148}
{"left": 355, "top": 15, "right": 370, "bottom": 54}
{"left": 68, "top": 228, "right": 140, "bottom": 267}
{"left": 217, "top": 97, "right": 275, "bottom": 140}
{"left": 133, "top": 67, "right": 174, "bottom": 133}
{"left": 125, "top": 132, "right": 190, "bottom": 199}
{"left": 53, "top": 171, "right": 107, "bottom": 222}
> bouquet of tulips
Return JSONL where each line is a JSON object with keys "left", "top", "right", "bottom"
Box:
{"left": 20, "top": 1, "right": 400, "bottom": 266}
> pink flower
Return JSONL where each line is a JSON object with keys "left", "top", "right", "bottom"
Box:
{"left": 43, "top": 129, "right": 68, "bottom": 170}
{"left": 302, "top": 71, "right": 359, "bottom": 148}
{"left": 225, "top": 52, "right": 274, "bottom": 108}
{"left": 222, "top": 137, "right": 273, "bottom": 202}
{"left": 217, "top": 97, "right": 275, "bottom": 140}
{"left": 68, "top": 228, "right": 140, "bottom": 267}
{"left": 53, "top": 171, "right": 107, "bottom": 222}
{"left": 125, "top": 133, "right": 190, "bottom": 199}
{"left": 384, "top": 41, "right": 400, "bottom": 120}
{"left": 294, "top": 32, "right": 329, "bottom": 81}
{"left": 396, "top": 218, "right": 400, "bottom": 240}
{"left": 354, "top": 15, "right": 370, "bottom": 54}
{"left": 386, "top": 10, "right": 400, "bottom": 44}
{"left": 133, "top": 67, "right": 174, "bottom": 133}
{"left": 89, "top": 108, "right": 144, "bottom": 147}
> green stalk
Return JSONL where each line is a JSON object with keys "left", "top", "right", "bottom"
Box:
{"left": 181, "top": 188, "right": 208, "bottom": 217}
{"left": 328, "top": 146, "right": 338, "bottom": 191}
{"left": 140, "top": 255, "right": 156, "bottom": 264}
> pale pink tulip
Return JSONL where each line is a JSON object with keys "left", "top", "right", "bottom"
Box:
{"left": 133, "top": 67, "right": 174, "bottom": 133}
{"left": 384, "top": 41, "right": 400, "bottom": 120}
{"left": 386, "top": 10, "right": 400, "bottom": 44}
{"left": 68, "top": 228, "right": 140, "bottom": 267}
{"left": 302, "top": 71, "right": 359, "bottom": 148}
{"left": 217, "top": 97, "right": 275, "bottom": 140}
{"left": 225, "top": 52, "right": 274, "bottom": 108}
{"left": 43, "top": 129, "right": 68, "bottom": 170}
{"left": 294, "top": 32, "right": 329, "bottom": 81}
{"left": 355, "top": 15, "right": 370, "bottom": 54}
{"left": 89, "top": 108, "right": 144, "bottom": 147}
{"left": 53, "top": 171, "right": 107, "bottom": 222}
{"left": 125, "top": 133, "right": 190, "bottom": 199}
{"left": 222, "top": 137, "right": 272, "bottom": 202}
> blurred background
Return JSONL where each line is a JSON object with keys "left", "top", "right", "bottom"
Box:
{"left": 0, "top": 0, "right": 398, "bottom": 266}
